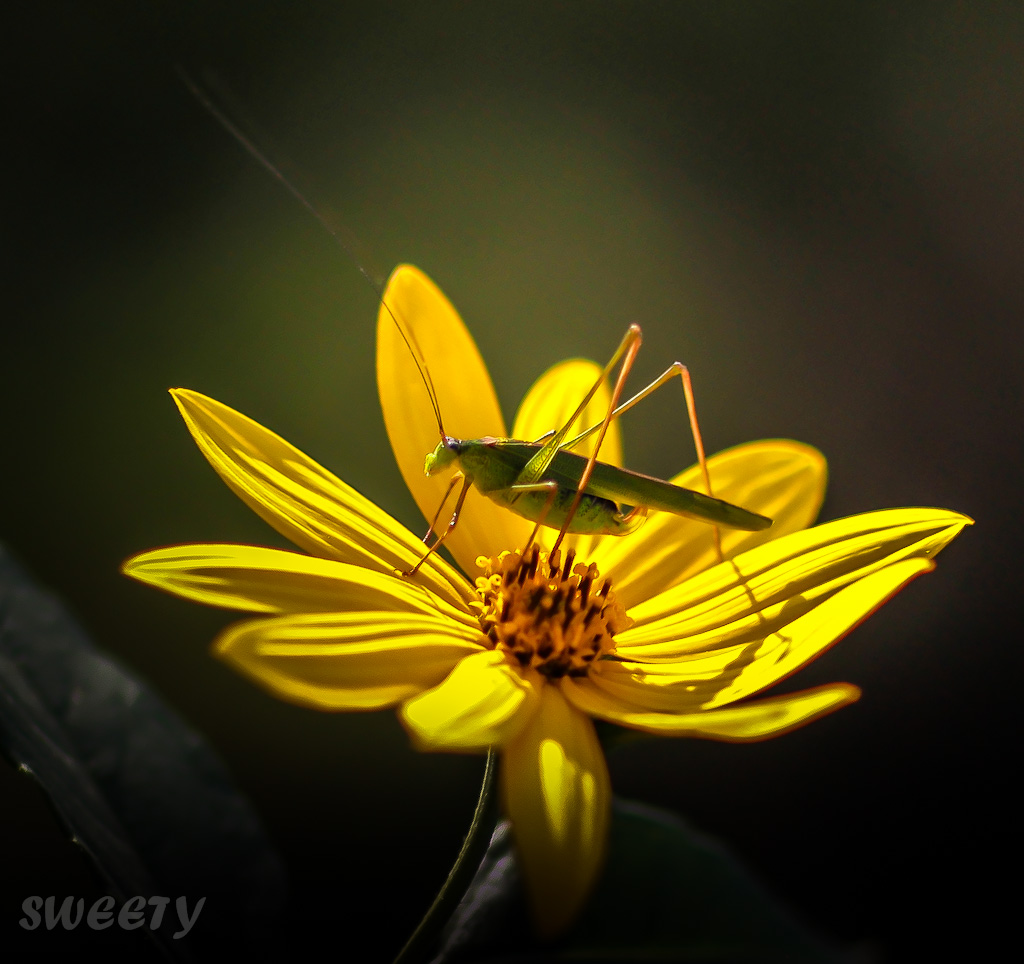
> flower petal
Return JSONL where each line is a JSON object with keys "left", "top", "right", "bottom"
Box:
{"left": 591, "top": 441, "right": 828, "bottom": 610}
{"left": 215, "top": 611, "right": 483, "bottom": 711}
{"left": 619, "top": 507, "right": 971, "bottom": 651}
{"left": 401, "top": 649, "right": 539, "bottom": 751}
{"left": 511, "top": 359, "right": 623, "bottom": 466}
{"left": 512, "top": 358, "right": 623, "bottom": 559}
{"left": 502, "top": 682, "right": 611, "bottom": 939}
{"left": 171, "top": 388, "right": 474, "bottom": 610}
{"left": 563, "top": 678, "right": 861, "bottom": 741}
{"left": 593, "top": 558, "right": 932, "bottom": 711}
{"left": 122, "top": 543, "right": 477, "bottom": 627}
{"left": 377, "top": 265, "right": 529, "bottom": 571}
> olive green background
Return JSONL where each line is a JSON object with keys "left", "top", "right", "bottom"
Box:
{"left": 2, "top": 2, "right": 1017, "bottom": 960}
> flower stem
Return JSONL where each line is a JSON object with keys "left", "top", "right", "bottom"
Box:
{"left": 391, "top": 749, "right": 499, "bottom": 964}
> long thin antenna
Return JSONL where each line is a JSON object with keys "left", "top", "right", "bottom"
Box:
{"left": 175, "top": 67, "right": 447, "bottom": 438}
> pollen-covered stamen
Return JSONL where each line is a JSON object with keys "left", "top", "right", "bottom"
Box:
{"left": 471, "top": 546, "right": 632, "bottom": 679}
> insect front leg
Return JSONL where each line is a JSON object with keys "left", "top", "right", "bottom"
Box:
{"left": 421, "top": 470, "right": 466, "bottom": 545}
{"left": 405, "top": 473, "right": 473, "bottom": 576}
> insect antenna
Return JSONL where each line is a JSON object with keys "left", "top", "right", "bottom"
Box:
{"left": 176, "top": 68, "right": 448, "bottom": 440}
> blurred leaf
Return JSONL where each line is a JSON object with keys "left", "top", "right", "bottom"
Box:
{"left": 0, "top": 544, "right": 288, "bottom": 962}
{"left": 434, "top": 797, "right": 862, "bottom": 963}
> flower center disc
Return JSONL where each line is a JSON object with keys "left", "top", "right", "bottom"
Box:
{"left": 473, "top": 546, "right": 632, "bottom": 679}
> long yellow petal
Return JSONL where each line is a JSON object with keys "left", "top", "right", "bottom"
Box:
{"left": 502, "top": 682, "right": 610, "bottom": 939}
{"left": 563, "top": 678, "right": 861, "bottom": 741}
{"left": 592, "top": 441, "right": 827, "bottom": 610}
{"left": 401, "top": 649, "right": 539, "bottom": 751}
{"left": 377, "top": 265, "right": 529, "bottom": 572}
{"left": 170, "top": 389, "right": 473, "bottom": 611}
{"left": 592, "top": 558, "right": 932, "bottom": 711}
{"left": 215, "top": 611, "right": 484, "bottom": 711}
{"left": 122, "top": 543, "right": 477, "bottom": 627}
{"left": 512, "top": 358, "right": 623, "bottom": 560}
{"left": 619, "top": 507, "right": 971, "bottom": 649}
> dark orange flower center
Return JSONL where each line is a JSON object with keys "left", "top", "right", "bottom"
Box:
{"left": 471, "top": 545, "right": 632, "bottom": 679}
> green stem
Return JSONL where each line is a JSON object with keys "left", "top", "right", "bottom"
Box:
{"left": 392, "top": 749, "right": 499, "bottom": 964}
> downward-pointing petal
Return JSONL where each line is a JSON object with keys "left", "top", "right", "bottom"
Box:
{"left": 502, "top": 682, "right": 610, "bottom": 939}
{"left": 401, "top": 649, "right": 539, "bottom": 751}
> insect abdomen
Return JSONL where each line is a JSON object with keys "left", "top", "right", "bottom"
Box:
{"left": 491, "top": 484, "right": 631, "bottom": 535}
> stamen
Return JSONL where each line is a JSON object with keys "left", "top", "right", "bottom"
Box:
{"left": 473, "top": 548, "right": 632, "bottom": 680}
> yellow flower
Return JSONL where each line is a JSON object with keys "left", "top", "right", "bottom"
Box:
{"left": 124, "top": 265, "right": 970, "bottom": 939}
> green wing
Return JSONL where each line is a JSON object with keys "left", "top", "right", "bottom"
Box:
{"left": 494, "top": 441, "right": 771, "bottom": 531}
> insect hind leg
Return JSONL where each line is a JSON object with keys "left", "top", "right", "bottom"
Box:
{"left": 675, "top": 362, "right": 723, "bottom": 562}
{"left": 614, "top": 503, "right": 648, "bottom": 535}
{"left": 550, "top": 325, "right": 644, "bottom": 557}
{"left": 563, "top": 359, "right": 724, "bottom": 562}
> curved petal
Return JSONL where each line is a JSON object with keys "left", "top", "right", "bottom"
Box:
{"left": 502, "top": 681, "right": 610, "bottom": 939}
{"left": 122, "top": 543, "right": 477, "bottom": 627}
{"left": 591, "top": 441, "right": 828, "bottom": 610}
{"left": 171, "top": 388, "right": 473, "bottom": 611}
{"left": 215, "top": 611, "right": 484, "bottom": 711}
{"left": 592, "top": 558, "right": 933, "bottom": 711}
{"left": 618, "top": 507, "right": 971, "bottom": 649}
{"left": 377, "top": 265, "right": 529, "bottom": 572}
{"left": 564, "top": 678, "right": 861, "bottom": 741}
{"left": 401, "top": 649, "right": 539, "bottom": 751}
{"left": 511, "top": 359, "right": 623, "bottom": 465}
{"left": 512, "top": 358, "right": 624, "bottom": 560}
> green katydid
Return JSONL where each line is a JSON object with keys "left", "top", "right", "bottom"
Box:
{"left": 176, "top": 74, "right": 771, "bottom": 574}
{"left": 389, "top": 299, "right": 772, "bottom": 575}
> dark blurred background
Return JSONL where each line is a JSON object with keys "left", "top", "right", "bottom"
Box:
{"left": 2, "top": 2, "right": 1019, "bottom": 960}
